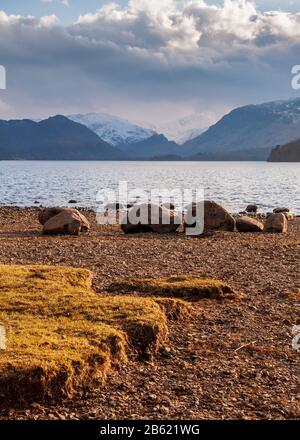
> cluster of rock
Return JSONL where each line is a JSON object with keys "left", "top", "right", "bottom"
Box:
{"left": 121, "top": 201, "right": 292, "bottom": 235}
{"left": 235, "top": 205, "right": 293, "bottom": 233}
{"left": 38, "top": 202, "right": 293, "bottom": 236}
{"left": 236, "top": 213, "right": 288, "bottom": 233}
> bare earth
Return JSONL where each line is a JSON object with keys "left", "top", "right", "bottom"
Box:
{"left": 0, "top": 207, "right": 299, "bottom": 420}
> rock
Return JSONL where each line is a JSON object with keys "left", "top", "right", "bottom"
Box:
{"left": 38, "top": 207, "right": 65, "bottom": 225}
{"left": 273, "top": 207, "right": 294, "bottom": 220}
{"left": 285, "top": 212, "right": 294, "bottom": 221}
{"left": 121, "top": 204, "right": 181, "bottom": 234}
{"left": 273, "top": 207, "right": 291, "bottom": 214}
{"left": 68, "top": 200, "right": 77, "bottom": 204}
{"left": 30, "top": 402, "right": 43, "bottom": 410}
{"left": 236, "top": 216, "right": 264, "bottom": 232}
{"left": 39, "top": 208, "right": 90, "bottom": 236}
{"left": 265, "top": 213, "right": 288, "bottom": 233}
{"left": 246, "top": 204, "right": 258, "bottom": 213}
{"left": 184, "top": 200, "right": 235, "bottom": 233}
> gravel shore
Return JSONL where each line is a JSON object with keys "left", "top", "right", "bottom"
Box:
{"left": 0, "top": 207, "right": 299, "bottom": 420}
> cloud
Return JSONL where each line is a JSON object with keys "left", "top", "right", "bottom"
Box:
{"left": 1, "top": 1, "right": 300, "bottom": 123}
{"left": 41, "top": 0, "right": 69, "bottom": 6}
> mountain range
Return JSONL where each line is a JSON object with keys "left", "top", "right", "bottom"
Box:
{"left": 0, "top": 116, "right": 125, "bottom": 160}
{"left": 184, "top": 99, "right": 300, "bottom": 160}
{"left": 1, "top": 98, "right": 300, "bottom": 161}
{"left": 68, "top": 112, "right": 208, "bottom": 145}
{"left": 68, "top": 99, "right": 300, "bottom": 161}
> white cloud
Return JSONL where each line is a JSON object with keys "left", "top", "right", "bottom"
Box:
{"left": 76, "top": 0, "right": 300, "bottom": 47}
{"left": 1, "top": 1, "right": 300, "bottom": 122}
{"left": 39, "top": 15, "right": 60, "bottom": 27}
{"left": 41, "top": 0, "right": 69, "bottom": 6}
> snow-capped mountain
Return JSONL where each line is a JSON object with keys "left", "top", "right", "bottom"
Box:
{"left": 68, "top": 113, "right": 155, "bottom": 146}
{"left": 146, "top": 112, "right": 216, "bottom": 144}
{"left": 258, "top": 99, "right": 300, "bottom": 124}
{"left": 185, "top": 98, "right": 300, "bottom": 158}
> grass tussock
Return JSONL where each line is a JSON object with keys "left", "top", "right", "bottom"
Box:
{"left": 153, "top": 298, "right": 191, "bottom": 320}
{"left": 109, "top": 275, "right": 242, "bottom": 300}
{"left": 0, "top": 265, "right": 173, "bottom": 404}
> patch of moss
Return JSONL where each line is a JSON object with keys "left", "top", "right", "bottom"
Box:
{"left": 153, "top": 298, "right": 191, "bottom": 320}
{"left": 109, "top": 275, "right": 242, "bottom": 300}
{"left": 0, "top": 316, "right": 117, "bottom": 403}
{"left": 0, "top": 265, "right": 176, "bottom": 404}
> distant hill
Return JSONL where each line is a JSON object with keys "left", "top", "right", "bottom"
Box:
{"left": 183, "top": 99, "right": 300, "bottom": 159}
{"left": 189, "top": 147, "right": 272, "bottom": 161}
{"left": 147, "top": 154, "right": 183, "bottom": 161}
{"left": 0, "top": 116, "right": 126, "bottom": 160}
{"left": 268, "top": 139, "right": 300, "bottom": 162}
{"left": 123, "top": 134, "right": 182, "bottom": 159}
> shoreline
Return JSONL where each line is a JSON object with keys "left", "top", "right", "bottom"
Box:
{"left": 0, "top": 207, "right": 299, "bottom": 420}
{"left": 1, "top": 204, "right": 300, "bottom": 217}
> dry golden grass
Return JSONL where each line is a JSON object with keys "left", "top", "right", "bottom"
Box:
{"left": 153, "top": 298, "right": 191, "bottom": 320}
{"left": 109, "top": 275, "right": 242, "bottom": 300}
{"left": 0, "top": 265, "right": 187, "bottom": 404}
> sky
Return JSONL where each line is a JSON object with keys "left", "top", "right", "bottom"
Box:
{"left": 1, "top": 0, "right": 300, "bottom": 127}
{"left": 1, "top": 1, "right": 300, "bottom": 20}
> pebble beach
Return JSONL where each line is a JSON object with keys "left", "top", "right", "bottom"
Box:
{"left": 0, "top": 206, "right": 299, "bottom": 420}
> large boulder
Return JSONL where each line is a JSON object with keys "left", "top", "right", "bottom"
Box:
{"left": 38, "top": 207, "right": 65, "bottom": 225}
{"left": 236, "top": 216, "right": 264, "bottom": 232}
{"left": 184, "top": 200, "right": 235, "bottom": 234}
{"left": 39, "top": 208, "right": 90, "bottom": 236}
{"left": 121, "top": 204, "right": 181, "bottom": 234}
{"left": 265, "top": 213, "right": 288, "bottom": 233}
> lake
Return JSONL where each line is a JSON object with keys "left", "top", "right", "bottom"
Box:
{"left": 0, "top": 161, "right": 299, "bottom": 214}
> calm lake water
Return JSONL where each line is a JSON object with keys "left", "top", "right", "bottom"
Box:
{"left": 0, "top": 161, "right": 299, "bottom": 214}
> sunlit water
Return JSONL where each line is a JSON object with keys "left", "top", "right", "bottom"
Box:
{"left": 0, "top": 161, "right": 299, "bottom": 214}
